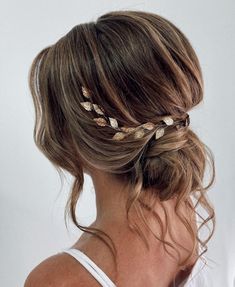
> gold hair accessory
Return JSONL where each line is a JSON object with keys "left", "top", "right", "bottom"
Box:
{"left": 80, "top": 86, "right": 189, "bottom": 141}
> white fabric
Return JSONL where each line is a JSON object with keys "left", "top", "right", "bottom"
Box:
{"left": 62, "top": 248, "right": 116, "bottom": 287}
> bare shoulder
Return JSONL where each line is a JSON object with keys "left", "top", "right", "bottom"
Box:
{"left": 24, "top": 252, "right": 100, "bottom": 287}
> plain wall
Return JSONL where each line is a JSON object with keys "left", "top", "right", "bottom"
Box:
{"left": 0, "top": 0, "right": 234, "bottom": 286}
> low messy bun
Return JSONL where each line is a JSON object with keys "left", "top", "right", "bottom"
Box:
{"left": 28, "top": 9, "right": 215, "bottom": 280}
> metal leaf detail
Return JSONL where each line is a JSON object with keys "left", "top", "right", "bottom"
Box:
{"left": 112, "top": 132, "right": 126, "bottom": 140}
{"left": 155, "top": 128, "right": 165, "bottom": 139}
{"left": 162, "top": 116, "right": 174, "bottom": 126}
{"left": 109, "top": 117, "right": 118, "bottom": 128}
{"left": 80, "top": 101, "right": 93, "bottom": 111}
{"left": 142, "top": 122, "right": 155, "bottom": 130}
{"left": 82, "top": 86, "right": 91, "bottom": 98}
{"left": 120, "top": 126, "right": 136, "bottom": 133}
{"left": 93, "top": 104, "right": 105, "bottom": 115}
{"left": 134, "top": 129, "right": 145, "bottom": 139}
{"left": 93, "top": 118, "right": 107, "bottom": 126}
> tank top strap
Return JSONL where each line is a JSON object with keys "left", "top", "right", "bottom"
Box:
{"left": 62, "top": 248, "right": 116, "bottom": 287}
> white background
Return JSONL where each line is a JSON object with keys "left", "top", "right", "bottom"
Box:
{"left": 0, "top": 0, "right": 234, "bottom": 286}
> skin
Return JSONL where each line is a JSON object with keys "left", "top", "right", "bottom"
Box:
{"left": 24, "top": 162, "right": 198, "bottom": 287}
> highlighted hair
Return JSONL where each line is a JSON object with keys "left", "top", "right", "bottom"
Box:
{"left": 28, "top": 10, "right": 215, "bottom": 284}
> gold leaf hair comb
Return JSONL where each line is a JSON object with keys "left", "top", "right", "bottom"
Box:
{"left": 80, "top": 86, "right": 190, "bottom": 141}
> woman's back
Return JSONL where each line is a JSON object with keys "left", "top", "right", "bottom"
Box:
{"left": 58, "top": 197, "right": 204, "bottom": 286}
{"left": 61, "top": 247, "right": 209, "bottom": 287}
{"left": 24, "top": 192, "right": 212, "bottom": 287}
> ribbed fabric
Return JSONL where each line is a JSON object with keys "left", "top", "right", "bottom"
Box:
{"left": 62, "top": 248, "right": 116, "bottom": 287}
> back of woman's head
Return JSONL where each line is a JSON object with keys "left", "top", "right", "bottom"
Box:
{"left": 29, "top": 10, "right": 215, "bottom": 271}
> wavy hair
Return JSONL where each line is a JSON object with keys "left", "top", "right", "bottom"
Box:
{"left": 28, "top": 10, "right": 215, "bottom": 284}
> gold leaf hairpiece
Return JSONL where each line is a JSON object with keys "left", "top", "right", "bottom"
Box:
{"left": 80, "top": 86, "right": 189, "bottom": 141}
{"left": 82, "top": 86, "right": 91, "bottom": 98}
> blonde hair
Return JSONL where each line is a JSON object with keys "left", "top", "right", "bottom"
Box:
{"left": 28, "top": 10, "right": 215, "bottom": 283}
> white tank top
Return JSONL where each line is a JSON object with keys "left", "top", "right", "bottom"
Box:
{"left": 62, "top": 248, "right": 116, "bottom": 287}
{"left": 61, "top": 246, "right": 212, "bottom": 287}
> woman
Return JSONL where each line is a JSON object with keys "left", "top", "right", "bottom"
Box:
{"left": 24, "top": 10, "right": 215, "bottom": 287}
